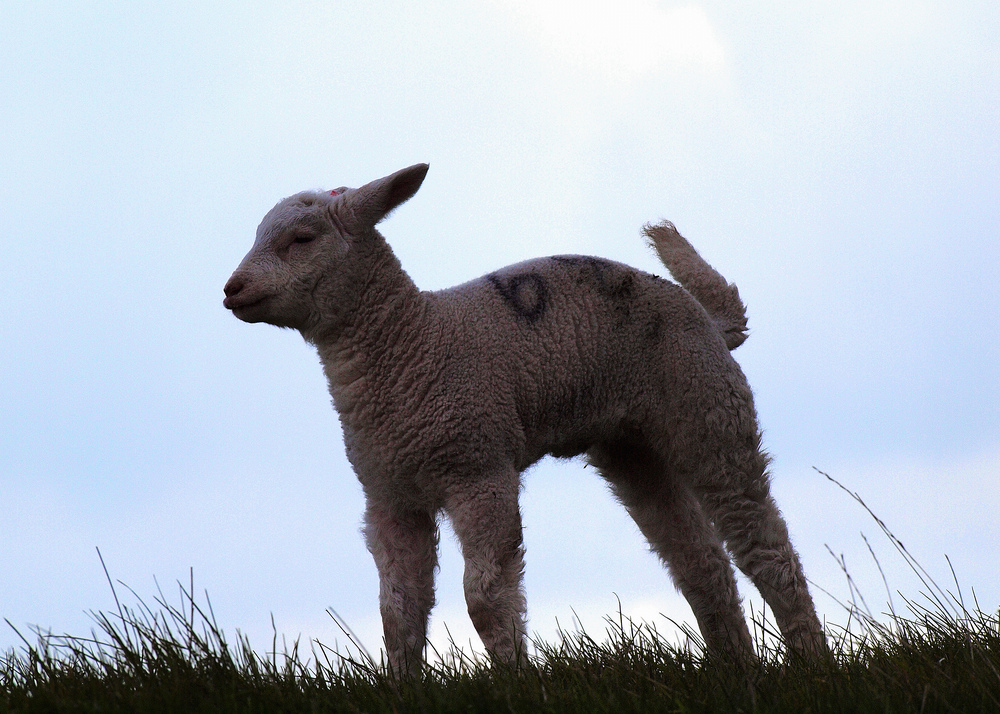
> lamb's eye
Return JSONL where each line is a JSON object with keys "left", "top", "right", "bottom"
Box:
{"left": 292, "top": 233, "right": 316, "bottom": 244}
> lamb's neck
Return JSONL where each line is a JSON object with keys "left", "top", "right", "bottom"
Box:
{"left": 312, "top": 242, "right": 430, "bottom": 418}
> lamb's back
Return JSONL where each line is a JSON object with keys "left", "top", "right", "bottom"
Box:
{"left": 422, "top": 255, "right": 732, "bottom": 464}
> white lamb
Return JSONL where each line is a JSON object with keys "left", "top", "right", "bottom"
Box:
{"left": 223, "top": 164, "right": 827, "bottom": 675}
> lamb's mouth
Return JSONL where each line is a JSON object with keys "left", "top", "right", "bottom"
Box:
{"left": 225, "top": 294, "right": 273, "bottom": 318}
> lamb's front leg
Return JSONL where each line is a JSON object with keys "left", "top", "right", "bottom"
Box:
{"left": 445, "top": 472, "right": 528, "bottom": 666}
{"left": 363, "top": 502, "right": 439, "bottom": 677}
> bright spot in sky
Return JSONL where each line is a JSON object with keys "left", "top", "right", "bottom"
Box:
{"left": 499, "top": 1, "right": 726, "bottom": 80}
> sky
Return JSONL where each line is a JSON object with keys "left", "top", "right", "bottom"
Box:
{"left": 2, "top": 1, "right": 998, "bottom": 663}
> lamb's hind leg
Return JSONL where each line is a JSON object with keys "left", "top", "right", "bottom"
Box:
{"left": 590, "top": 444, "right": 755, "bottom": 661}
{"left": 693, "top": 447, "right": 828, "bottom": 658}
{"left": 363, "top": 502, "right": 439, "bottom": 677}
{"left": 445, "top": 470, "right": 528, "bottom": 666}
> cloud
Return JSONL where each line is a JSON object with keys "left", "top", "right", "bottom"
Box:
{"left": 496, "top": 1, "right": 726, "bottom": 81}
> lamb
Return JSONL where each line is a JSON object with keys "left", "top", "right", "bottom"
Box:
{"left": 223, "top": 163, "right": 827, "bottom": 675}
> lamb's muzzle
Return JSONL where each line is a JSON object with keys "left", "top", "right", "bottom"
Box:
{"left": 222, "top": 277, "right": 275, "bottom": 322}
{"left": 221, "top": 276, "right": 245, "bottom": 309}
{"left": 224, "top": 163, "right": 828, "bottom": 675}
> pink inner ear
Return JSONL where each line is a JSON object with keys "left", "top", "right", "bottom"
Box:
{"left": 330, "top": 188, "right": 341, "bottom": 196}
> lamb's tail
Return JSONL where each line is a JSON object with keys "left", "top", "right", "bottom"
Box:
{"left": 644, "top": 221, "right": 748, "bottom": 350}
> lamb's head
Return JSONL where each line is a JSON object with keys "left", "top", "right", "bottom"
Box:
{"left": 223, "top": 163, "right": 429, "bottom": 335}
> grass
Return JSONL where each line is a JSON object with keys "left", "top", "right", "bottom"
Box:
{"left": 4, "top": 473, "right": 1000, "bottom": 713}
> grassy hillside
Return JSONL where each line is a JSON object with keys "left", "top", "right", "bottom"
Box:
{"left": 4, "top": 475, "right": 998, "bottom": 713}
{"left": 4, "top": 574, "right": 999, "bottom": 713}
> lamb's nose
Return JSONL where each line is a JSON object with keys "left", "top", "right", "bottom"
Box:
{"left": 224, "top": 276, "right": 244, "bottom": 298}
{"left": 223, "top": 276, "right": 245, "bottom": 309}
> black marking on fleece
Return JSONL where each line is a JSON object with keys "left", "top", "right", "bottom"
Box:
{"left": 551, "top": 255, "right": 638, "bottom": 323}
{"left": 551, "top": 256, "right": 637, "bottom": 301}
{"left": 487, "top": 273, "right": 549, "bottom": 324}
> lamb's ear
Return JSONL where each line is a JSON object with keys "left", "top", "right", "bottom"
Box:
{"left": 345, "top": 163, "right": 429, "bottom": 227}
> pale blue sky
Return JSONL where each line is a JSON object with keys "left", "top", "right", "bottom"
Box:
{"left": 2, "top": 1, "right": 998, "bottom": 659}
